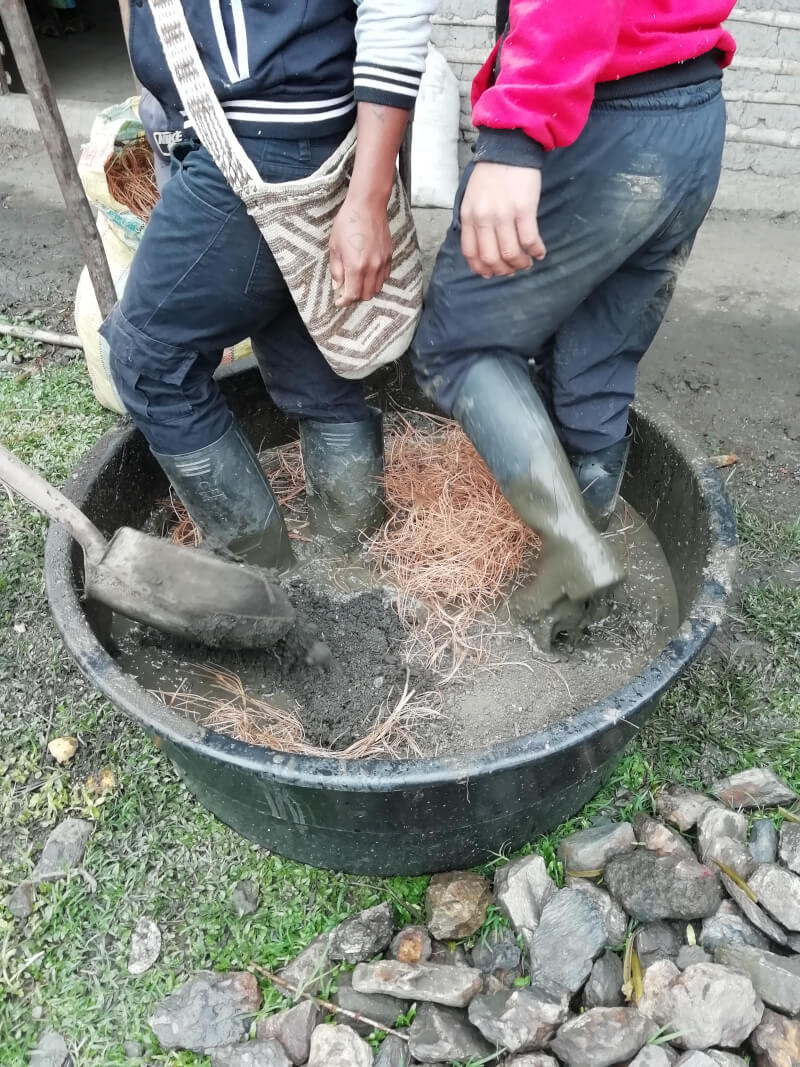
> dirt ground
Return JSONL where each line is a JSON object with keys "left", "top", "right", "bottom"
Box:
{"left": 3, "top": 125, "right": 798, "bottom": 522}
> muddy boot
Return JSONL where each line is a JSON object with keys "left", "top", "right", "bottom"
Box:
{"left": 568, "top": 430, "right": 632, "bottom": 531}
{"left": 153, "top": 420, "right": 296, "bottom": 572}
{"left": 452, "top": 358, "right": 626, "bottom": 648}
{"left": 298, "top": 408, "right": 386, "bottom": 553}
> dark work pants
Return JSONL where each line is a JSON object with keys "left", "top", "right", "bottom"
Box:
{"left": 411, "top": 79, "right": 726, "bottom": 453}
{"left": 101, "top": 134, "right": 369, "bottom": 456}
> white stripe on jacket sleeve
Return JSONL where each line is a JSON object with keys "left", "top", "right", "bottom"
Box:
{"left": 353, "top": 0, "right": 439, "bottom": 109}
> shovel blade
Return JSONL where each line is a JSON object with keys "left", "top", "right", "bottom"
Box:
{"left": 84, "top": 527, "right": 295, "bottom": 649}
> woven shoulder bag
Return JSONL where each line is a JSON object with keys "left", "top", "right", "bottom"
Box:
{"left": 146, "top": 0, "right": 423, "bottom": 379}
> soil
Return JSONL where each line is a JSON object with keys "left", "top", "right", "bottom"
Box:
{"left": 114, "top": 498, "right": 678, "bottom": 758}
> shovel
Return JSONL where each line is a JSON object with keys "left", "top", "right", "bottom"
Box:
{"left": 0, "top": 444, "right": 296, "bottom": 649}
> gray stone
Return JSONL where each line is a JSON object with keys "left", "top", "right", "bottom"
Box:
{"left": 719, "top": 875, "right": 789, "bottom": 947}
{"left": 329, "top": 903, "right": 394, "bottom": 965}
{"left": 565, "top": 877, "right": 629, "bottom": 946}
{"left": 749, "top": 1008, "right": 800, "bottom": 1067}
{"left": 711, "top": 769, "right": 798, "bottom": 810}
{"left": 583, "top": 950, "right": 623, "bottom": 1008}
{"left": 388, "top": 926, "right": 431, "bottom": 965}
{"left": 506, "top": 1057, "right": 559, "bottom": 1067}
{"left": 123, "top": 1041, "right": 143, "bottom": 1060}
{"left": 149, "top": 970, "right": 262, "bottom": 1052}
{"left": 706, "top": 1054, "right": 749, "bottom": 1067}
{"left": 637, "top": 960, "right": 681, "bottom": 1022}
{"left": 425, "top": 870, "right": 492, "bottom": 940}
{"left": 643, "top": 962, "right": 763, "bottom": 1050}
{"left": 351, "top": 960, "right": 481, "bottom": 1008}
{"left": 700, "top": 903, "right": 770, "bottom": 954}
{"left": 550, "top": 1007, "right": 658, "bottom": 1067}
{"left": 749, "top": 864, "right": 800, "bottom": 932}
{"left": 333, "top": 972, "right": 409, "bottom": 1037}
{"left": 637, "top": 921, "right": 681, "bottom": 969}
{"left": 697, "top": 807, "right": 747, "bottom": 853}
{"left": 470, "top": 927, "right": 522, "bottom": 976}
{"left": 655, "top": 787, "right": 719, "bottom": 832}
{"left": 277, "top": 933, "right": 335, "bottom": 996}
{"left": 210, "top": 1041, "right": 292, "bottom": 1067}
{"left": 605, "top": 852, "right": 722, "bottom": 922}
{"left": 255, "top": 1001, "right": 322, "bottom": 1065}
{"left": 676, "top": 945, "right": 712, "bottom": 970}
{"left": 6, "top": 881, "right": 34, "bottom": 919}
{"left": 127, "top": 917, "right": 161, "bottom": 976}
{"left": 494, "top": 855, "right": 557, "bottom": 948}
{"left": 529, "top": 888, "right": 607, "bottom": 997}
{"left": 307, "top": 1024, "right": 373, "bottom": 1067}
{"left": 701, "top": 836, "right": 757, "bottom": 882}
{"left": 557, "top": 822, "right": 636, "bottom": 874}
{"left": 428, "top": 940, "right": 470, "bottom": 967}
{"left": 715, "top": 943, "right": 800, "bottom": 1015}
{"left": 675, "top": 1056, "right": 717, "bottom": 1067}
{"left": 373, "top": 1034, "right": 410, "bottom": 1067}
{"left": 31, "top": 819, "right": 93, "bottom": 883}
{"left": 29, "top": 1031, "right": 71, "bottom": 1067}
{"left": 749, "top": 820, "right": 779, "bottom": 865}
{"left": 230, "top": 879, "right": 260, "bottom": 917}
{"left": 467, "top": 986, "right": 569, "bottom": 1054}
{"left": 778, "top": 822, "right": 800, "bottom": 874}
{"left": 408, "top": 1003, "right": 492, "bottom": 1063}
{"left": 633, "top": 813, "right": 696, "bottom": 861}
{"left": 629, "top": 1049, "right": 679, "bottom": 1066}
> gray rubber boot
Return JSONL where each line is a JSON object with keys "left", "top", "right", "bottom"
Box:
{"left": 452, "top": 357, "right": 626, "bottom": 647}
{"left": 298, "top": 407, "right": 386, "bottom": 553}
{"left": 153, "top": 420, "right": 296, "bottom": 572}
{"left": 569, "top": 430, "right": 632, "bottom": 531}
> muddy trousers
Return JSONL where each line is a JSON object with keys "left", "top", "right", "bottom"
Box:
{"left": 411, "top": 79, "right": 726, "bottom": 454}
{"left": 100, "top": 134, "right": 369, "bottom": 456}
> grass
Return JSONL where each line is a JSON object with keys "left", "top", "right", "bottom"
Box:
{"left": 1, "top": 358, "right": 799, "bottom": 1065}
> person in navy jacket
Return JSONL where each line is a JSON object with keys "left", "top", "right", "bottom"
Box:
{"left": 103, "top": 1, "right": 437, "bottom": 569}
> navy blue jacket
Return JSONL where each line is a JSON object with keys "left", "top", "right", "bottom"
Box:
{"left": 128, "top": 0, "right": 437, "bottom": 139}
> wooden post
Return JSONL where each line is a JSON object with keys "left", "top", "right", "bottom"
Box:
{"left": 1, "top": 0, "right": 117, "bottom": 319}
{"left": 399, "top": 117, "right": 413, "bottom": 196}
{"left": 0, "top": 40, "right": 10, "bottom": 95}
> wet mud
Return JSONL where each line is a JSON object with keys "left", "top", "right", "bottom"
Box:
{"left": 114, "top": 499, "right": 679, "bottom": 758}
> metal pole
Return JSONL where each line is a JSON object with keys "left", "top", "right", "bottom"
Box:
{"left": 0, "top": 0, "right": 117, "bottom": 319}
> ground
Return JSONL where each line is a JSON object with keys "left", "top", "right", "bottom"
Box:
{"left": 1, "top": 126, "right": 799, "bottom": 1065}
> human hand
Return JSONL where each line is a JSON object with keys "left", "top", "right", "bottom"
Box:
{"left": 329, "top": 193, "right": 393, "bottom": 307}
{"left": 460, "top": 162, "right": 546, "bottom": 278}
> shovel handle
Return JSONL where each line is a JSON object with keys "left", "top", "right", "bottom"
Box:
{"left": 0, "top": 444, "right": 108, "bottom": 562}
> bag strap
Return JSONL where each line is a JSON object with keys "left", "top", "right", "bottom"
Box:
{"left": 146, "top": 0, "right": 260, "bottom": 194}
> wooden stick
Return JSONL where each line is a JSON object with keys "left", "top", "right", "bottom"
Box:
{"left": 248, "top": 962, "right": 410, "bottom": 1041}
{"left": 0, "top": 40, "right": 11, "bottom": 96}
{"left": 0, "top": 322, "right": 83, "bottom": 349}
{"left": 1, "top": 0, "right": 118, "bottom": 319}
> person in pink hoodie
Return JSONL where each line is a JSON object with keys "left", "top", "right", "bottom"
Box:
{"left": 412, "top": 0, "right": 736, "bottom": 644}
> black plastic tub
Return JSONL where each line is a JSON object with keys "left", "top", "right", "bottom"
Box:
{"left": 45, "top": 364, "right": 737, "bottom": 875}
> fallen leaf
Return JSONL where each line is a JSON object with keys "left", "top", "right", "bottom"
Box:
{"left": 48, "top": 736, "right": 77, "bottom": 765}
{"left": 710, "top": 454, "right": 739, "bottom": 469}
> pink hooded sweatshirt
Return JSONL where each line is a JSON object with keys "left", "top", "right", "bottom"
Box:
{"left": 473, "top": 0, "right": 736, "bottom": 165}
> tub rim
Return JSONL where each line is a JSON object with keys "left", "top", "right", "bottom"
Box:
{"left": 44, "top": 400, "right": 737, "bottom": 793}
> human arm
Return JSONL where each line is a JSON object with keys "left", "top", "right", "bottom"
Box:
{"left": 462, "top": 0, "right": 625, "bottom": 277}
{"left": 328, "top": 0, "right": 438, "bottom": 306}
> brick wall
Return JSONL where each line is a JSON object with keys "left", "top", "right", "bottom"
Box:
{"left": 430, "top": 2, "right": 800, "bottom": 212}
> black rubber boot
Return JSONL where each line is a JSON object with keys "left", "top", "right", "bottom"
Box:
{"left": 452, "top": 358, "right": 626, "bottom": 648}
{"left": 298, "top": 407, "right": 386, "bottom": 553}
{"left": 153, "top": 420, "right": 296, "bottom": 572}
{"left": 569, "top": 430, "right": 632, "bottom": 532}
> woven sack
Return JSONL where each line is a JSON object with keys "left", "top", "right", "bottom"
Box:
{"left": 146, "top": 0, "right": 423, "bottom": 380}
